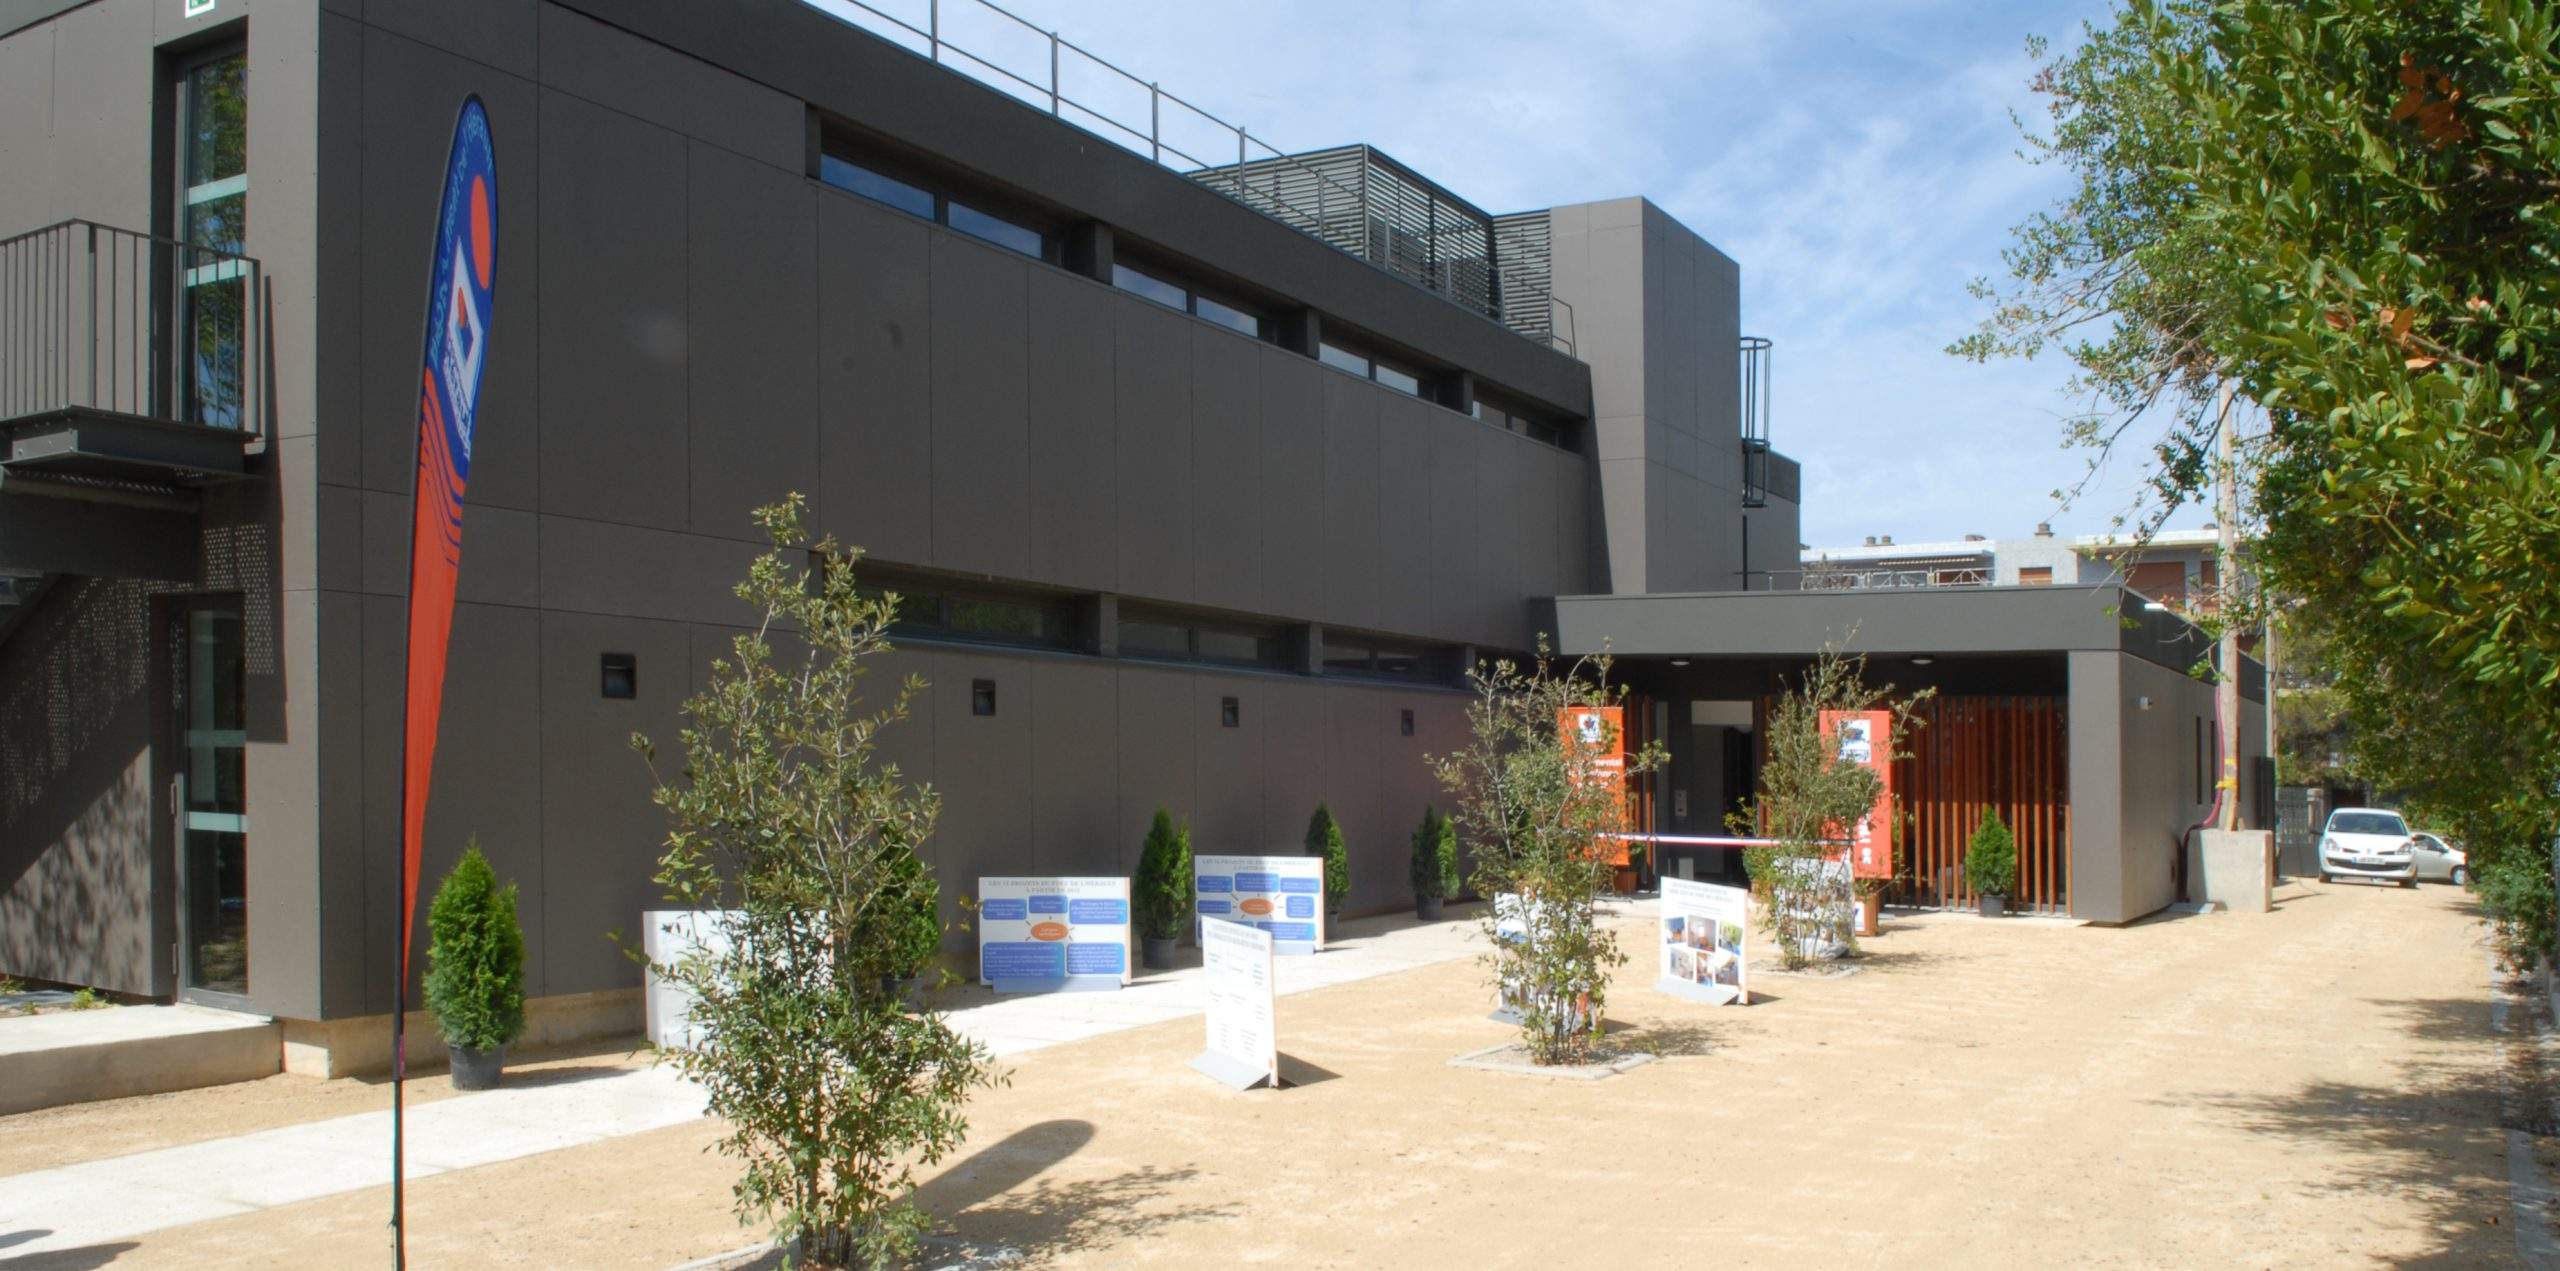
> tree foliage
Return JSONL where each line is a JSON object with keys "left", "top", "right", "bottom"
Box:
{"left": 424, "top": 840, "right": 525, "bottom": 1053}
{"left": 1305, "top": 803, "right": 1350, "bottom": 919}
{"left": 634, "top": 495, "right": 999, "bottom": 1268}
{"left": 1965, "top": 810, "right": 2021, "bottom": 899}
{"left": 1410, "top": 805, "right": 1460, "bottom": 904}
{"left": 1134, "top": 807, "right": 1193, "bottom": 943}
{"left": 1427, "top": 641, "right": 1664, "bottom": 1064}
{"left": 1731, "top": 650, "right": 1926, "bottom": 967}
{"left": 1963, "top": 0, "right": 2560, "bottom": 960}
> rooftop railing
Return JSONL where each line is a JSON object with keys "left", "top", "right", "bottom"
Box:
{"left": 802, "top": 0, "right": 1564, "bottom": 346}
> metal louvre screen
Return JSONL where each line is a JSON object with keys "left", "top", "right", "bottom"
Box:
{"left": 1493, "top": 211, "right": 1555, "bottom": 348}
{"left": 1193, "top": 145, "right": 1501, "bottom": 324}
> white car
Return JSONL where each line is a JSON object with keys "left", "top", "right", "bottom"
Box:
{"left": 2319, "top": 807, "right": 2418, "bottom": 888}
{"left": 2411, "top": 832, "right": 2469, "bottom": 886}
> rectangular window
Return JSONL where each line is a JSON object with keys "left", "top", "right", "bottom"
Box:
{"left": 1112, "top": 262, "right": 1189, "bottom": 312}
{"left": 1117, "top": 620, "right": 1192, "bottom": 657}
{"left": 2018, "top": 566, "right": 2054, "bottom": 586}
{"left": 1372, "top": 362, "right": 1422, "bottom": 396}
{"left": 947, "top": 201, "right": 1045, "bottom": 258}
{"left": 1195, "top": 628, "right": 1280, "bottom": 665}
{"left": 818, "top": 154, "right": 935, "bottom": 220}
{"left": 1322, "top": 639, "right": 1375, "bottom": 675}
{"left": 1318, "top": 343, "right": 1371, "bottom": 377}
{"left": 1192, "top": 293, "right": 1263, "bottom": 339}
{"left": 178, "top": 48, "right": 249, "bottom": 429}
{"left": 1324, "top": 637, "right": 1446, "bottom": 682}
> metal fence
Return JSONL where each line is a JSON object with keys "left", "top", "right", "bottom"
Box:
{"left": 1785, "top": 565, "right": 1991, "bottom": 592}
{"left": 802, "top": 0, "right": 1564, "bottom": 345}
{"left": 1740, "top": 335, "right": 1772, "bottom": 507}
{"left": 0, "top": 219, "right": 267, "bottom": 437}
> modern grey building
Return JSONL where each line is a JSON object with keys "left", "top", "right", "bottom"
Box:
{"left": 0, "top": 0, "right": 2239, "bottom": 1071}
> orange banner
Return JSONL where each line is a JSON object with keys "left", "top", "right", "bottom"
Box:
{"left": 1561, "top": 706, "right": 1631, "bottom": 865}
{"left": 1822, "top": 709, "right": 1895, "bottom": 880}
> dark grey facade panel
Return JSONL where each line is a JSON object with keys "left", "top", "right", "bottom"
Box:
{"left": 924, "top": 233, "right": 1033, "bottom": 579}
{"left": 685, "top": 141, "right": 820, "bottom": 539}
{"left": 1112, "top": 299, "right": 1196, "bottom": 601}
{"left": 816, "top": 192, "right": 936, "bottom": 564}
{"left": 546, "top": 0, "right": 1593, "bottom": 418}
{"left": 1023, "top": 269, "right": 1121, "bottom": 594}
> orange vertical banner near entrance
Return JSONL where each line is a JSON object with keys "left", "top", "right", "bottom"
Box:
{"left": 1561, "top": 706, "right": 1629, "bottom": 865}
{"left": 1822, "top": 709, "right": 1894, "bottom": 879}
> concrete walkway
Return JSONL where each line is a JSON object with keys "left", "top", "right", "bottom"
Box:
{"left": 0, "top": 904, "right": 1507, "bottom": 1258}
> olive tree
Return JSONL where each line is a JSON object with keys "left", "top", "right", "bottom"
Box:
{"left": 1427, "top": 640, "right": 1663, "bottom": 1065}
{"left": 635, "top": 494, "right": 999, "bottom": 1269}
{"left": 1732, "top": 649, "right": 1927, "bottom": 968}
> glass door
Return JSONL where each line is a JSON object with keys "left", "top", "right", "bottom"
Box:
{"left": 176, "top": 602, "right": 248, "bottom": 999}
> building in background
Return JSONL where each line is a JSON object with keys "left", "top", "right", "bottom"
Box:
{"left": 1801, "top": 525, "right": 2241, "bottom": 612}
{"left": 0, "top": 0, "right": 2245, "bottom": 1068}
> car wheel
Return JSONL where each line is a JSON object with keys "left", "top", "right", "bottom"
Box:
{"left": 2319, "top": 872, "right": 2333, "bottom": 884}
{"left": 2453, "top": 866, "right": 2470, "bottom": 887}
{"left": 2401, "top": 877, "right": 2418, "bottom": 889}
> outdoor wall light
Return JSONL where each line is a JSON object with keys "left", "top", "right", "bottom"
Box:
{"left": 1911, "top": 656, "right": 1936, "bottom": 666}
{"left": 1400, "top": 709, "right": 1416, "bottom": 737}
{"left": 971, "top": 679, "right": 997, "bottom": 717}
{"left": 600, "top": 653, "right": 636, "bottom": 700}
{"left": 1669, "top": 659, "right": 1690, "bottom": 667}
{"left": 1221, "top": 696, "right": 1240, "bottom": 728}
{"left": 2136, "top": 695, "right": 2156, "bottom": 711}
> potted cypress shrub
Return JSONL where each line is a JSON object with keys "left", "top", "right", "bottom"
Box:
{"left": 1306, "top": 803, "right": 1349, "bottom": 924}
{"left": 1964, "top": 809, "right": 2018, "bottom": 918}
{"left": 1409, "top": 805, "right": 1459, "bottom": 920}
{"left": 1134, "top": 807, "right": 1192, "bottom": 970}
{"left": 424, "top": 841, "right": 525, "bottom": 1091}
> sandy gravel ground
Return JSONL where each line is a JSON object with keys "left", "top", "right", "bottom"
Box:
{"left": 7, "top": 879, "right": 2530, "bottom": 1268}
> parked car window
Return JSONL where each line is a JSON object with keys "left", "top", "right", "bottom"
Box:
{"left": 2328, "top": 811, "right": 2409, "bottom": 836}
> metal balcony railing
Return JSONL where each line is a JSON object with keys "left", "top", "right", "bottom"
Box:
{"left": 0, "top": 219, "right": 268, "bottom": 439}
{"left": 1740, "top": 335, "right": 1772, "bottom": 508}
{"left": 802, "top": 0, "right": 1565, "bottom": 347}
{"left": 1788, "top": 565, "right": 1991, "bottom": 592}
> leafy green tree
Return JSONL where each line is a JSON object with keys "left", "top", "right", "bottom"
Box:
{"left": 424, "top": 841, "right": 525, "bottom": 1054}
{"left": 1731, "top": 649, "right": 1927, "bottom": 966}
{"left": 1962, "top": 0, "right": 2560, "bottom": 960}
{"left": 1305, "top": 803, "right": 1350, "bottom": 921}
{"left": 1133, "top": 807, "right": 1193, "bottom": 943}
{"left": 1427, "top": 640, "right": 1664, "bottom": 1065}
{"left": 1410, "top": 805, "right": 1460, "bottom": 906}
{"left": 635, "top": 495, "right": 999, "bottom": 1268}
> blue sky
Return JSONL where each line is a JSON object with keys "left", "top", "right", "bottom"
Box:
{"left": 820, "top": 0, "right": 2207, "bottom": 548}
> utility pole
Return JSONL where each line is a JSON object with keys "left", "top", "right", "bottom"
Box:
{"left": 2215, "top": 381, "right": 2242, "bottom": 831}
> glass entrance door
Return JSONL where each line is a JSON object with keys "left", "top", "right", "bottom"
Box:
{"left": 177, "top": 603, "right": 248, "bottom": 998}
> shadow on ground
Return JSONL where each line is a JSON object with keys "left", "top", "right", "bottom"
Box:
{"left": 2163, "top": 990, "right": 2530, "bottom": 1267}
{"left": 4, "top": 1238, "right": 139, "bottom": 1270}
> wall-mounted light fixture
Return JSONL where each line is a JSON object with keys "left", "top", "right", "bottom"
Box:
{"left": 1669, "top": 659, "right": 1690, "bottom": 668}
{"left": 600, "top": 653, "right": 637, "bottom": 700}
{"left": 1221, "top": 696, "right": 1240, "bottom": 728}
{"left": 971, "top": 679, "right": 997, "bottom": 716}
{"left": 2135, "top": 694, "right": 2156, "bottom": 711}
{"left": 1911, "top": 656, "right": 1936, "bottom": 666}
{"left": 1400, "top": 709, "right": 1416, "bottom": 736}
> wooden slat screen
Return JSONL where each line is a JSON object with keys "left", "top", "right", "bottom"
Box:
{"left": 1891, "top": 696, "right": 2071, "bottom": 914}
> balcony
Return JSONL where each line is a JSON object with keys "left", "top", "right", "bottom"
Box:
{"left": 0, "top": 219, "right": 267, "bottom": 498}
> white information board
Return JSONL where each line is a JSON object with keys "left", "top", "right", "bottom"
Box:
{"left": 1190, "top": 917, "right": 1279, "bottom": 1090}
{"left": 1193, "top": 854, "right": 1326, "bottom": 955}
{"left": 1656, "top": 878, "right": 1750, "bottom": 1006}
{"left": 642, "top": 909, "right": 737, "bottom": 1051}
{"left": 1489, "top": 893, "right": 1596, "bottom": 1030}
{"left": 977, "top": 876, "right": 1132, "bottom": 992}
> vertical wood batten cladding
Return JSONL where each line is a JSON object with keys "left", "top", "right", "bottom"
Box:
{"left": 1891, "top": 696, "right": 2071, "bottom": 915}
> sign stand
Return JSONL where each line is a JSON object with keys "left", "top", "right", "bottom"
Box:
{"left": 1190, "top": 917, "right": 1279, "bottom": 1090}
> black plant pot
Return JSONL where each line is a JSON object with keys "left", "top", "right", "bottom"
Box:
{"left": 1978, "top": 893, "right": 2008, "bottom": 919}
{"left": 1415, "top": 895, "right": 1445, "bottom": 922}
{"left": 450, "top": 1043, "right": 505, "bottom": 1091}
{"left": 1141, "top": 936, "right": 1178, "bottom": 970}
